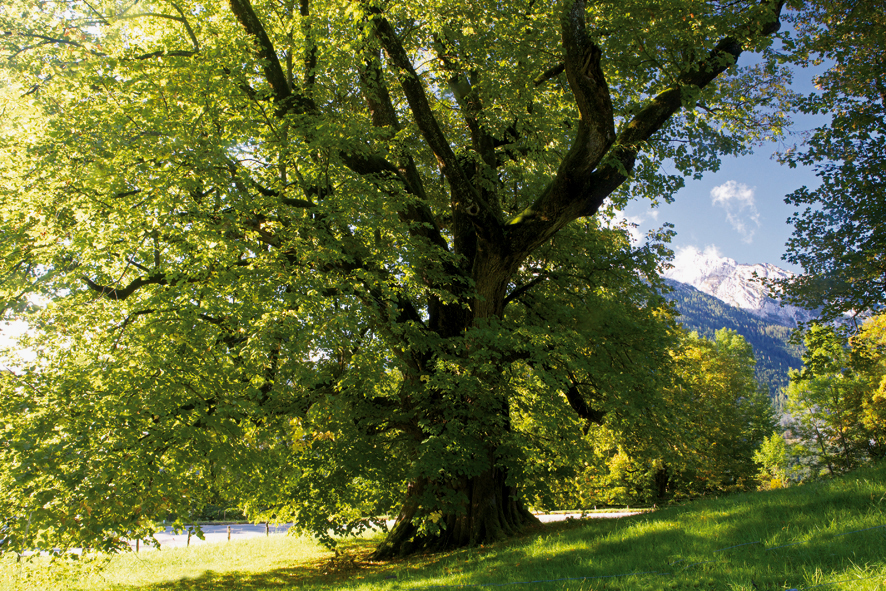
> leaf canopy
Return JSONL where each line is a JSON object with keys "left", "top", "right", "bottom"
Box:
{"left": 0, "top": 0, "right": 790, "bottom": 555}
{"left": 777, "top": 0, "right": 886, "bottom": 322}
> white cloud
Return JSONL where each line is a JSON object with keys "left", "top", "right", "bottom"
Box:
{"left": 710, "top": 181, "right": 761, "bottom": 243}
{"left": 665, "top": 244, "right": 732, "bottom": 281}
{"left": 672, "top": 244, "right": 731, "bottom": 273}
{"left": 672, "top": 244, "right": 726, "bottom": 265}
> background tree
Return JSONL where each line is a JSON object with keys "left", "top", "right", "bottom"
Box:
{"left": 667, "top": 329, "right": 775, "bottom": 494}
{"left": 776, "top": 0, "right": 886, "bottom": 322}
{"left": 0, "top": 0, "right": 788, "bottom": 557}
{"left": 781, "top": 322, "right": 886, "bottom": 479}
{"left": 536, "top": 328, "right": 775, "bottom": 507}
{"left": 848, "top": 315, "right": 886, "bottom": 450}
{"left": 753, "top": 432, "right": 793, "bottom": 489}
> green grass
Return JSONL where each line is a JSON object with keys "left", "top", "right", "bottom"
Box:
{"left": 3, "top": 462, "right": 885, "bottom": 591}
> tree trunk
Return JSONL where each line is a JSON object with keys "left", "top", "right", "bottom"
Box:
{"left": 367, "top": 244, "right": 539, "bottom": 560}
{"left": 370, "top": 467, "right": 540, "bottom": 559}
{"left": 653, "top": 465, "right": 670, "bottom": 502}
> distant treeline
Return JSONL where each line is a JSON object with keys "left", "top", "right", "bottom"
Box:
{"left": 662, "top": 279, "right": 804, "bottom": 402}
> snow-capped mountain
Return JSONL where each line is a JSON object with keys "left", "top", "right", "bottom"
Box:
{"left": 662, "top": 246, "right": 817, "bottom": 328}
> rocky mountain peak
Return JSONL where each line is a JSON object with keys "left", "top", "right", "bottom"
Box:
{"left": 662, "top": 246, "right": 817, "bottom": 327}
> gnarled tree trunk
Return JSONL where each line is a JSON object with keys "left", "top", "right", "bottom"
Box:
{"left": 370, "top": 258, "right": 540, "bottom": 559}
{"left": 372, "top": 468, "right": 540, "bottom": 559}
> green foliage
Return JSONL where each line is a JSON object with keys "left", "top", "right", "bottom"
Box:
{"left": 536, "top": 328, "right": 775, "bottom": 507}
{"left": 776, "top": 0, "right": 886, "bottom": 321}
{"left": 849, "top": 316, "right": 886, "bottom": 448}
{"left": 662, "top": 329, "right": 776, "bottom": 496}
{"left": 753, "top": 432, "right": 791, "bottom": 488}
{"left": 0, "top": 0, "right": 792, "bottom": 556}
{"left": 663, "top": 278, "right": 803, "bottom": 399}
{"left": 782, "top": 320, "right": 886, "bottom": 480}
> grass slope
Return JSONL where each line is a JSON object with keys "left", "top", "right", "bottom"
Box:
{"left": 3, "top": 462, "right": 885, "bottom": 591}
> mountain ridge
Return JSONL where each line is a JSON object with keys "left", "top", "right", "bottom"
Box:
{"left": 662, "top": 246, "right": 816, "bottom": 328}
{"left": 659, "top": 247, "right": 811, "bottom": 399}
{"left": 661, "top": 278, "right": 803, "bottom": 400}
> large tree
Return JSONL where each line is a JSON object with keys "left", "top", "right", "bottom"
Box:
{"left": 776, "top": 0, "right": 886, "bottom": 323}
{"left": 0, "top": 0, "right": 788, "bottom": 557}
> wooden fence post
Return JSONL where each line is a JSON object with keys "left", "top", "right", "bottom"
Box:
{"left": 227, "top": 525, "right": 231, "bottom": 541}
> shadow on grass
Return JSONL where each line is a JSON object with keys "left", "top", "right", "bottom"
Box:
{"left": 113, "top": 463, "right": 886, "bottom": 591}
{"left": 109, "top": 521, "right": 601, "bottom": 591}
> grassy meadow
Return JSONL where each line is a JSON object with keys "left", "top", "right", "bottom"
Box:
{"left": 3, "top": 461, "right": 885, "bottom": 591}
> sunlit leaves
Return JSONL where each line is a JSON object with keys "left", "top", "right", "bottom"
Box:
{"left": 0, "top": 0, "right": 792, "bottom": 555}
{"left": 776, "top": 0, "right": 886, "bottom": 320}
{"left": 781, "top": 320, "right": 886, "bottom": 479}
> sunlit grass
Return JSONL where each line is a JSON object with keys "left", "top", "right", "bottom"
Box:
{"left": 0, "top": 533, "right": 344, "bottom": 591}
{"left": 3, "top": 461, "right": 885, "bottom": 591}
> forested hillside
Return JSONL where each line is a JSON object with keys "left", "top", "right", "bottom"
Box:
{"left": 663, "top": 279, "right": 803, "bottom": 400}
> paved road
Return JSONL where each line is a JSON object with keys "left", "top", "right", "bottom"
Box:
{"left": 131, "top": 512, "right": 643, "bottom": 551}
{"left": 139, "top": 523, "right": 296, "bottom": 550}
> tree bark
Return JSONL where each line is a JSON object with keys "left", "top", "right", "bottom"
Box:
{"left": 370, "top": 257, "right": 539, "bottom": 558}
{"left": 371, "top": 468, "right": 540, "bottom": 559}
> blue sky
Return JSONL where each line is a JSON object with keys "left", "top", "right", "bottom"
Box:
{"left": 622, "top": 144, "right": 818, "bottom": 274}
{"left": 621, "top": 48, "right": 830, "bottom": 275}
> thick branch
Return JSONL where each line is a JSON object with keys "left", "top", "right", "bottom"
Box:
{"left": 82, "top": 274, "right": 168, "bottom": 301}
{"left": 433, "top": 35, "right": 496, "bottom": 168}
{"left": 370, "top": 11, "right": 504, "bottom": 244}
{"left": 299, "top": 0, "right": 318, "bottom": 90}
{"left": 534, "top": 63, "right": 565, "bottom": 87}
{"left": 83, "top": 259, "right": 254, "bottom": 301}
{"left": 228, "top": 0, "right": 314, "bottom": 115}
{"left": 561, "top": 0, "right": 616, "bottom": 161}
{"left": 360, "top": 49, "right": 403, "bottom": 133}
{"left": 503, "top": 274, "right": 549, "bottom": 307}
{"left": 132, "top": 49, "right": 198, "bottom": 60}
{"left": 506, "top": 0, "right": 785, "bottom": 259}
{"left": 579, "top": 3, "right": 784, "bottom": 204}
{"left": 10, "top": 32, "right": 104, "bottom": 55}
{"left": 564, "top": 373, "right": 605, "bottom": 430}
